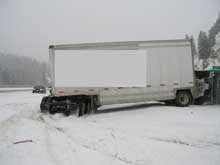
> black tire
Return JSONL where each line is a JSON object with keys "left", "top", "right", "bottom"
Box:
{"left": 40, "top": 96, "right": 49, "bottom": 113}
{"left": 176, "top": 91, "right": 192, "bottom": 107}
{"left": 49, "top": 105, "right": 56, "bottom": 114}
{"left": 64, "top": 110, "right": 71, "bottom": 116}
{"left": 64, "top": 103, "right": 71, "bottom": 116}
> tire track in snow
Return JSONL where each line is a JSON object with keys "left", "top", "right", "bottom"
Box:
{"left": 43, "top": 123, "right": 61, "bottom": 165}
{"left": 39, "top": 114, "right": 220, "bottom": 165}
{"left": 40, "top": 115, "right": 134, "bottom": 165}
{"left": 146, "top": 136, "right": 220, "bottom": 148}
{"left": 38, "top": 115, "right": 82, "bottom": 165}
{"left": 84, "top": 117, "right": 220, "bottom": 149}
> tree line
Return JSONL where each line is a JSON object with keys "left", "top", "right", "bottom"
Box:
{"left": 198, "top": 13, "right": 220, "bottom": 69}
{"left": 0, "top": 53, "right": 49, "bottom": 87}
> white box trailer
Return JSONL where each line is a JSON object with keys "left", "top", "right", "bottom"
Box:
{"left": 41, "top": 39, "right": 195, "bottom": 116}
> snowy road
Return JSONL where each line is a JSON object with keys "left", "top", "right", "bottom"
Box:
{"left": 0, "top": 91, "right": 220, "bottom": 165}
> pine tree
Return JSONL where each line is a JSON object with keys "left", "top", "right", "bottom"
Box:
{"left": 198, "top": 31, "right": 211, "bottom": 69}
{"left": 209, "top": 13, "right": 220, "bottom": 47}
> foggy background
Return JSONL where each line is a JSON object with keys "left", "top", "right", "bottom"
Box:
{"left": 0, "top": 0, "right": 219, "bottom": 61}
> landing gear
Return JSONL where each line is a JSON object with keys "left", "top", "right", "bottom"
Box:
{"left": 76, "top": 97, "right": 98, "bottom": 116}
{"left": 76, "top": 103, "right": 86, "bottom": 117}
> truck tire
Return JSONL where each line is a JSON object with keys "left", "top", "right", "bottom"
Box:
{"left": 40, "top": 96, "right": 50, "bottom": 113}
{"left": 64, "top": 106, "right": 71, "bottom": 116}
{"left": 40, "top": 97, "right": 46, "bottom": 112}
{"left": 64, "top": 100, "right": 72, "bottom": 116}
{"left": 49, "top": 106, "right": 56, "bottom": 114}
{"left": 64, "top": 110, "right": 71, "bottom": 116}
{"left": 176, "top": 91, "right": 192, "bottom": 107}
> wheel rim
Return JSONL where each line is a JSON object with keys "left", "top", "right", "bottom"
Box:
{"left": 179, "top": 94, "right": 189, "bottom": 105}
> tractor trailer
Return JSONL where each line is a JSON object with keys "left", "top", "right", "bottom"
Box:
{"left": 41, "top": 39, "right": 200, "bottom": 116}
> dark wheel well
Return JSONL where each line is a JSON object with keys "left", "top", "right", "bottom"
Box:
{"left": 176, "top": 89, "right": 193, "bottom": 97}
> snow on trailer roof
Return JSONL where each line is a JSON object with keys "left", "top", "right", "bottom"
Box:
{"left": 49, "top": 39, "right": 191, "bottom": 50}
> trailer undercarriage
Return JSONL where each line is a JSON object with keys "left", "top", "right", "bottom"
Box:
{"left": 40, "top": 95, "right": 98, "bottom": 116}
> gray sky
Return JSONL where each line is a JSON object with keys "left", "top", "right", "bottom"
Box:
{"left": 0, "top": 0, "right": 219, "bottom": 61}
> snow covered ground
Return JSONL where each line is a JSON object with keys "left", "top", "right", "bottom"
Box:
{"left": 0, "top": 91, "right": 220, "bottom": 165}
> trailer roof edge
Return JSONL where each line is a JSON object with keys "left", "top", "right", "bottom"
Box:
{"left": 49, "top": 39, "right": 190, "bottom": 50}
